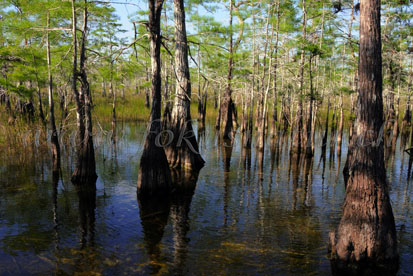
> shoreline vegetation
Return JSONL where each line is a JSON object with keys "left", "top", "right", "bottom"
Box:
{"left": 1, "top": 0, "right": 412, "bottom": 274}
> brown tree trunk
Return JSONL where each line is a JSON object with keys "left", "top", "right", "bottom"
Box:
{"left": 218, "top": 0, "right": 237, "bottom": 140}
{"left": 400, "top": 99, "right": 411, "bottom": 150}
{"left": 109, "top": 59, "right": 114, "bottom": 97}
{"left": 385, "top": 59, "right": 396, "bottom": 134}
{"left": 58, "top": 86, "right": 68, "bottom": 131}
{"left": 329, "top": 0, "right": 398, "bottom": 272}
{"left": 291, "top": 98, "right": 303, "bottom": 155}
{"left": 197, "top": 45, "right": 203, "bottom": 124}
{"left": 322, "top": 98, "right": 330, "bottom": 152}
{"left": 244, "top": 10, "right": 256, "bottom": 149}
{"left": 111, "top": 81, "right": 117, "bottom": 143}
{"left": 401, "top": 58, "right": 412, "bottom": 150}
{"left": 164, "top": 0, "right": 205, "bottom": 171}
{"left": 271, "top": 0, "right": 280, "bottom": 140}
{"left": 145, "top": 66, "right": 150, "bottom": 108}
{"left": 256, "top": 2, "right": 273, "bottom": 153}
{"left": 137, "top": 0, "right": 171, "bottom": 196}
{"left": 46, "top": 11, "right": 60, "bottom": 172}
{"left": 71, "top": 0, "right": 97, "bottom": 184}
{"left": 200, "top": 82, "right": 208, "bottom": 128}
{"left": 304, "top": 55, "right": 314, "bottom": 158}
{"left": 291, "top": 0, "right": 306, "bottom": 155}
{"left": 336, "top": 94, "right": 344, "bottom": 158}
{"left": 240, "top": 94, "right": 247, "bottom": 133}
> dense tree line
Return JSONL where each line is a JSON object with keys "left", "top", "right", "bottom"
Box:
{"left": 1, "top": 0, "right": 413, "bottom": 273}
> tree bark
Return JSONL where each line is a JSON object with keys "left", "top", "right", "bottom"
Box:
{"left": 218, "top": 0, "right": 237, "bottom": 140}
{"left": 329, "top": 0, "right": 399, "bottom": 273}
{"left": 270, "top": 0, "right": 280, "bottom": 140}
{"left": 291, "top": 0, "right": 306, "bottom": 155}
{"left": 71, "top": 0, "right": 97, "bottom": 184}
{"left": 46, "top": 11, "right": 60, "bottom": 172}
{"left": 164, "top": 0, "right": 205, "bottom": 171}
{"left": 137, "top": 0, "right": 172, "bottom": 196}
{"left": 401, "top": 57, "right": 412, "bottom": 150}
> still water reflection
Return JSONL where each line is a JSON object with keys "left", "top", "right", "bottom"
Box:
{"left": 0, "top": 122, "right": 412, "bottom": 275}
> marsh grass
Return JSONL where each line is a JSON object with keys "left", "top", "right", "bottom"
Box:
{"left": 93, "top": 93, "right": 149, "bottom": 123}
{"left": 0, "top": 109, "right": 49, "bottom": 162}
{"left": 0, "top": 88, "right": 408, "bottom": 155}
{"left": 91, "top": 90, "right": 220, "bottom": 124}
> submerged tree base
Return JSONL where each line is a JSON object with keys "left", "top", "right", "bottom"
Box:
{"left": 71, "top": 151, "right": 98, "bottom": 185}
{"left": 329, "top": 257, "right": 399, "bottom": 276}
{"left": 71, "top": 168, "right": 98, "bottom": 185}
{"left": 164, "top": 119, "right": 205, "bottom": 171}
{"left": 138, "top": 142, "right": 172, "bottom": 197}
{"left": 328, "top": 174, "right": 399, "bottom": 276}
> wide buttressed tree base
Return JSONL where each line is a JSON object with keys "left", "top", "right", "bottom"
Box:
{"left": 138, "top": 135, "right": 172, "bottom": 197}
{"left": 165, "top": 118, "right": 205, "bottom": 171}
{"left": 329, "top": 0, "right": 398, "bottom": 274}
{"left": 328, "top": 170, "right": 399, "bottom": 275}
{"left": 137, "top": 0, "right": 171, "bottom": 197}
{"left": 71, "top": 134, "right": 98, "bottom": 185}
{"left": 219, "top": 87, "right": 237, "bottom": 140}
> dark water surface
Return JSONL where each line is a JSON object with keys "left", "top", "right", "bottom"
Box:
{"left": 0, "top": 122, "right": 412, "bottom": 275}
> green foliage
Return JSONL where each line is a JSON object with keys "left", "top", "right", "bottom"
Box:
{"left": 0, "top": 0, "right": 411, "bottom": 135}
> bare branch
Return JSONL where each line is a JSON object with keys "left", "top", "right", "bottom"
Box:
{"left": 114, "top": 34, "right": 149, "bottom": 61}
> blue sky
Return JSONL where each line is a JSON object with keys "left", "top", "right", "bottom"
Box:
{"left": 112, "top": 2, "right": 141, "bottom": 40}
{"left": 112, "top": 1, "right": 228, "bottom": 42}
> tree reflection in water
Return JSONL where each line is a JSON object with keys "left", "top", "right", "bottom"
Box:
{"left": 137, "top": 169, "right": 199, "bottom": 275}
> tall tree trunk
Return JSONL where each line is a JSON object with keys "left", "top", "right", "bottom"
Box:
{"left": 112, "top": 81, "right": 117, "bottom": 143}
{"left": 218, "top": 0, "right": 237, "bottom": 140}
{"left": 336, "top": 94, "right": 344, "bottom": 158}
{"left": 391, "top": 50, "right": 403, "bottom": 151}
{"left": 329, "top": 0, "right": 398, "bottom": 272}
{"left": 244, "top": 9, "right": 256, "bottom": 149}
{"left": 320, "top": 97, "right": 330, "bottom": 161}
{"left": 256, "top": 2, "right": 273, "bottom": 152}
{"left": 58, "top": 86, "right": 68, "bottom": 131}
{"left": 71, "top": 0, "right": 97, "bottom": 184}
{"left": 164, "top": 0, "right": 205, "bottom": 170}
{"left": 197, "top": 45, "right": 203, "bottom": 123}
{"left": 137, "top": 0, "right": 171, "bottom": 196}
{"left": 71, "top": 0, "right": 84, "bottom": 180}
{"left": 145, "top": 65, "right": 150, "bottom": 108}
{"left": 109, "top": 59, "right": 114, "bottom": 97}
{"left": 46, "top": 11, "right": 60, "bottom": 172}
{"left": 291, "top": 0, "right": 306, "bottom": 155}
{"left": 385, "top": 58, "right": 396, "bottom": 135}
{"left": 337, "top": 2, "right": 354, "bottom": 159}
{"left": 401, "top": 57, "right": 412, "bottom": 149}
{"left": 305, "top": 55, "right": 314, "bottom": 157}
{"left": 271, "top": 0, "right": 280, "bottom": 139}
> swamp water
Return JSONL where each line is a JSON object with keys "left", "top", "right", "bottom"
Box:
{"left": 0, "top": 122, "right": 412, "bottom": 275}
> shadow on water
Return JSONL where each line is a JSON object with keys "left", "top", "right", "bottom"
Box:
{"left": 137, "top": 169, "right": 199, "bottom": 275}
{"left": 138, "top": 194, "right": 170, "bottom": 275}
{"left": 221, "top": 137, "right": 234, "bottom": 227}
{"left": 170, "top": 169, "right": 198, "bottom": 275}
{"left": 75, "top": 182, "right": 97, "bottom": 249}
